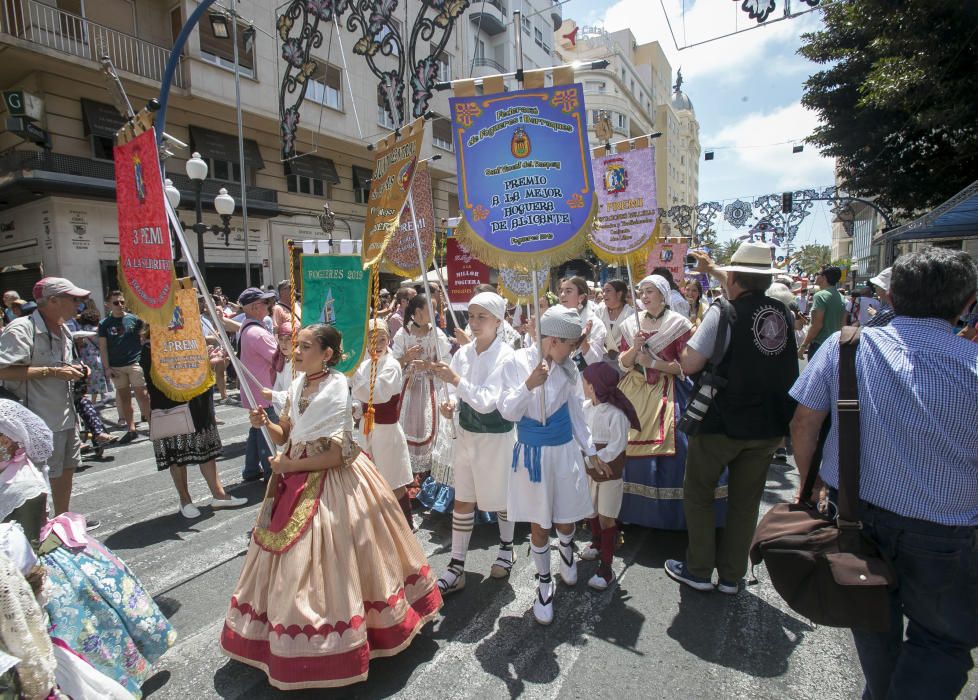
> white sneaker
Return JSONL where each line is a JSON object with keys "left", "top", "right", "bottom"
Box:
{"left": 211, "top": 495, "right": 247, "bottom": 509}
{"left": 179, "top": 503, "right": 201, "bottom": 518}
{"left": 533, "top": 579, "right": 555, "bottom": 625}
{"left": 558, "top": 544, "right": 578, "bottom": 586}
{"left": 587, "top": 571, "right": 612, "bottom": 591}
{"left": 578, "top": 544, "right": 599, "bottom": 561}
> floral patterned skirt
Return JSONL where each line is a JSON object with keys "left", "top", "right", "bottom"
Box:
{"left": 42, "top": 539, "right": 176, "bottom": 697}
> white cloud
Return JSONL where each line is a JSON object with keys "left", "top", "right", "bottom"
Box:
{"left": 705, "top": 101, "right": 834, "bottom": 192}
{"left": 599, "top": 0, "right": 821, "bottom": 82}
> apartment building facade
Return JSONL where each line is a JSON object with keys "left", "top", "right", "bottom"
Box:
{"left": 0, "top": 0, "right": 561, "bottom": 299}
{"left": 553, "top": 22, "right": 700, "bottom": 219}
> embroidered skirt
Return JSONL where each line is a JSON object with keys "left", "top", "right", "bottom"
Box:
{"left": 618, "top": 377, "right": 728, "bottom": 529}
{"left": 219, "top": 452, "right": 442, "bottom": 690}
{"left": 151, "top": 424, "right": 223, "bottom": 471}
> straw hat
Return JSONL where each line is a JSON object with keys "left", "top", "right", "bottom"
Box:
{"left": 716, "top": 241, "right": 780, "bottom": 275}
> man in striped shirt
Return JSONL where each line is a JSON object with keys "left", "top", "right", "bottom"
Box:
{"left": 789, "top": 247, "right": 978, "bottom": 700}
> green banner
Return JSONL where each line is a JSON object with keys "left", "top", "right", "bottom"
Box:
{"left": 300, "top": 254, "right": 369, "bottom": 376}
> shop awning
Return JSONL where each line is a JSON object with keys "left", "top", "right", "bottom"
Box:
{"left": 286, "top": 154, "right": 339, "bottom": 184}
{"left": 80, "top": 99, "right": 126, "bottom": 139}
{"left": 887, "top": 180, "right": 978, "bottom": 242}
{"left": 189, "top": 125, "right": 264, "bottom": 169}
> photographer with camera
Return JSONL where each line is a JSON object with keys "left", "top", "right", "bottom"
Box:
{"left": 664, "top": 243, "right": 798, "bottom": 595}
{"left": 0, "top": 277, "right": 92, "bottom": 516}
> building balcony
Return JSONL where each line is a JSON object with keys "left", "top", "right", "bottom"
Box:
{"left": 550, "top": 0, "right": 563, "bottom": 31}
{"left": 0, "top": 0, "right": 185, "bottom": 88}
{"left": 472, "top": 57, "right": 507, "bottom": 79}
{"left": 0, "top": 150, "right": 279, "bottom": 216}
{"left": 470, "top": 0, "right": 506, "bottom": 36}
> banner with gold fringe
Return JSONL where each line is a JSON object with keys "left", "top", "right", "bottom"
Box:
{"left": 385, "top": 160, "right": 435, "bottom": 278}
{"left": 449, "top": 81, "right": 597, "bottom": 271}
{"left": 361, "top": 117, "right": 425, "bottom": 268}
{"left": 589, "top": 145, "right": 661, "bottom": 266}
{"left": 114, "top": 128, "right": 176, "bottom": 326}
{"left": 497, "top": 267, "right": 550, "bottom": 304}
{"left": 149, "top": 283, "right": 214, "bottom": 402}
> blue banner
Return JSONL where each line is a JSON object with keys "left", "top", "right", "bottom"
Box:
{"left": 449, "top": 84, "right": 596, "bottom": 270}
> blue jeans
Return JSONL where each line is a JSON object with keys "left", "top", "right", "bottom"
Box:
{"left": 851, "top": 502, "right": 978, "bottom": 699}
{"left": 243, "top": 405, "right": 277, "bottom": 479}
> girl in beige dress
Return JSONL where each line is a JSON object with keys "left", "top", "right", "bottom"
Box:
{"left": 220, "top": 324, "right": 441, "bottom": 690}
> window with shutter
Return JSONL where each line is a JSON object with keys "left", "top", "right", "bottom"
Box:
{"left": 199, "top": 19, "right": 255, "bottom": 75}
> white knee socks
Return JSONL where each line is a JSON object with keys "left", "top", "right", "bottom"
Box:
{"left": 531, "top": 541, "right": 552, "bottom": 583}
{"left": 451, "top": 511, "right": 475, "bottom": 563}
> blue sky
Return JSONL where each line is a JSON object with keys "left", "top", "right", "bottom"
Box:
{"left": 559, "top": 0, "right": 836, "bottom": 247}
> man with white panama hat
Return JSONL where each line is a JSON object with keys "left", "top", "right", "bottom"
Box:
{"left": 865, "top": 267, "right": 895, "bottom": 328}
{"left": 664, "top": 241, "right": 799, "bottom": 595}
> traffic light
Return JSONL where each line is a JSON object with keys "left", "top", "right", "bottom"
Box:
{"left": 781, "top": 192, "right": 793, "bottom": 213}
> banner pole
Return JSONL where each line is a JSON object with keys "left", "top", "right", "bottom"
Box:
{"left": 407, "top": 191, "right": 462, "bottom": 330}
{"left": 529, "top": 266, "right": 547, "bottom": 427}
{"left": 405, "top": 190, "right": 456, "bottom": 438}
{"left": 626, "top": 258, "right": 642, "bottom": 330}
{"left": 163, "top": 196, "right": 275, "bottom": 453}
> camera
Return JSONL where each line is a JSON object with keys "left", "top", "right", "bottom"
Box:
{"left": 685, "top": 254, "right": 698, "bottom": 267}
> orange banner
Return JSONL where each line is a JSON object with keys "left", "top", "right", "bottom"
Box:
{"left": 361, "top": 117, "right": 425, "bottom": 268}
{"left": 149, "top": 286, "right": 214, "bottom": 402}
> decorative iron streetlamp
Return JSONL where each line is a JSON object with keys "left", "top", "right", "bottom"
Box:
{"left": 169, "top": 152, "right": 236, "bottom": 266}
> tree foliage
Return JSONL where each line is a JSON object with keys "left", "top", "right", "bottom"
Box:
{"left": 714, "top": 239, "right": 742, "bottom": 267}
{"left": 799, "top": 0, "right": 978, "bottom": 214}
{"left": 793, "top": 244, "right": 833, "bottom": 275}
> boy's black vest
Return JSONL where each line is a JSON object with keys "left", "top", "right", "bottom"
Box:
{"left": 699, "top": 290, "right": 798, "bottom": 439}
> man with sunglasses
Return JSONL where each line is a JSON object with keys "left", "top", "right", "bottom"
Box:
{"left": 0, "top": 277, "right": 91, "bottom": 516}
{"left": 98, "top": 291, "right": 150, "bottom": 444}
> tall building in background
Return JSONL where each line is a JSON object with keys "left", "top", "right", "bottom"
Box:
{"left": 0, "top": 0, "right": 559, "bottom": 298}
{"left": 553, "top": 21, "right": 700, "bottom": 223}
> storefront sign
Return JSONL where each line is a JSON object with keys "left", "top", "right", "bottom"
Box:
{"left": 300, "top": 254, "right": 370, "bottom": 376}
{"left": 361, "top": 117, "right": 425, "bottom": 268}
{"left": 449, "top": 83, "right": 596, "bottom": 270}
{"left": 114, "top": 128, "right": 176, "bottom": 325}
{"left": 446, "top": 237, "right": 490, "bottom": 305}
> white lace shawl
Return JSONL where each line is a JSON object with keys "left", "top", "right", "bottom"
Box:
{"left": 0, "top": 449, "right": 49, "bottom": 523}
{"left": 0, "top": 552, "right": 58, "bottom": 699}
{"left": 0, "top": 399, "right": 53, "bottom": 465}
{"left": 285, "top": 370, "right": 354, "bottom": 456}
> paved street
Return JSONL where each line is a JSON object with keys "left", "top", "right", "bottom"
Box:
{"left": 73, "top": 398, "right": 977, "bottom": 700}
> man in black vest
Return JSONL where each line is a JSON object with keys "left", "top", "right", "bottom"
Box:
{"left": 666, "top": 241, "right": 799, "bottom": 595}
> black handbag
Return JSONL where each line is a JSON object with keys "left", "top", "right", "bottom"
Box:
{"left": 749, "top": 327, "right": 896, "bottom": 632}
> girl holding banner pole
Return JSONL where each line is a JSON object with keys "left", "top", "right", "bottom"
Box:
{"left": 391, "top": 295, "right": 452, "bottom": 478}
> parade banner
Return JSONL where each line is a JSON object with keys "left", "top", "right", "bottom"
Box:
{"left": 497, "top": 267, "right": 550, "bottom": 304}
{"left": 646, "top": 239, "right": 688, "bottom": 282}
{"left": 361, "top": 117, "right": 425, "bottom": 268}
{"left": 449, "top": 83, "right": 597, "bottom": 270}
{"left": 300, "top": 254, "right": 370, "bottom": 376}
{"left": 149, "top": 286, "right": 213, "bottom": 402}
{"left": 385, "top": 160, "right": 435, "bottom": 277}
{"left": 591, "top": 148, "right": 660, "bottom": 264}
{"left": 114, "top": 128, "right": 176, "bottom": 325}
{"left": 446, "top": 237, "right": 490, "bottom": 305}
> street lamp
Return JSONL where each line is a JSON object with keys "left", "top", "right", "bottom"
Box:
{"left": 183, "top": 151, "right": 235, "bottom": 265}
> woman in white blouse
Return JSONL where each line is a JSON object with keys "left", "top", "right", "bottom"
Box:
{"left": 558, "top": 276, "right": 607, "bottom": 368}
{"left": 594, "top": 279, "right": 635, "bottom": 359}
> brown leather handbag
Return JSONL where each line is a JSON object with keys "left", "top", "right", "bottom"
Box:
{"left": 749, "top": 327, "right": 896, "bottom": 632}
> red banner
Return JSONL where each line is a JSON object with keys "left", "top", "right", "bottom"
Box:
{"left": 446, "top": 237, "right": 490, "bottom": 305}
{"left": 645, "top": 239, "right": 688, "bottom": 284}
{"left": 114, "top": 128, "right": 176, "bottom": 325}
